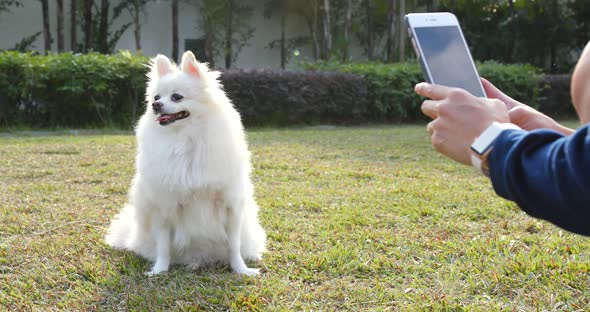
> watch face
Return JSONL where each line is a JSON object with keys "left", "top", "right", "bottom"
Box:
{"left": 471, "top": 122, "right": 506, "bottom": 155}
{"left": 471, "top": 140, "right": 490, "bottom": 155}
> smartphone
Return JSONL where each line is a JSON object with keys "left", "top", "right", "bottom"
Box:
{"left": 405, "top": 12, "right": 486, "bottom": 97}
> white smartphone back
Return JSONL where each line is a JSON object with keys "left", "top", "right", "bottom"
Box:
{"left": 405, "top": 12, "right": 487, "bottom": 98}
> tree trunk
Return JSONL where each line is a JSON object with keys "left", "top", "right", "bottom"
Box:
{"left": 301, "top": 0, "right": 320, "bottom": 60}
{"left": 549, "top": 0, "right": 558, "bottom": 72}
{"left": 205, "top": 14, "right": 214, "bottom": 67}
{"left": 310, "top": 0, "right": 320, "bottom": 60}
{"left": 343, "top": 0, "right": 351, "bottom": 61}
{"left": 426, "top": 0, "right": 434, "bottom": 11}
{"left": 365, "top": 0, "right": 373, "bottom": 60}
{"left": 98, "top": 0, "right": 109, "bottom": 53}
{"left": 71, "top": 0, "right": 77, "bottom": 51}
{"left": 133, "top": 0, "right": 141, "bottom": 52}
{"left": 41, "top": 0, "right": 51, "bottom": 54}
{"left": 321, "top": 0, "right": 331, "bottom": 60}
{"left": 225, "top": 0, "right": 233, "bottom": 69}
{"left": 84, "top": 0, "right": 94, "bottom": 52}
{"left": 172, "top": 0, "right": 178, "bottom": 62}
{"left": 56, "top": 0, "right": 64, "bottom": 52}
{"left": 280, "top": 11, "right": 286, "bottom": 69}
{"left": 386, "top": 0, "right": 396, "bottom": 62}
{"left": 398, "top": 0, "right": 405, "bottom": 62}
{"left": 506, "top": 0, "right": 514, "bottom": 62}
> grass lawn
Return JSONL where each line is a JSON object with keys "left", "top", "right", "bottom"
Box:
{"left": 1, "top": 125, "right": 589, "bottom": 311}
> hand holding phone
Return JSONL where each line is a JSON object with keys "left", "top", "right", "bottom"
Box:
{"left": 405, "top": 12, "right": 486, "bottom": 98}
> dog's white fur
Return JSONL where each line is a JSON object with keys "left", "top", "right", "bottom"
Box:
{"left": 105, "top": 51, "right": 266, "bottom": 276}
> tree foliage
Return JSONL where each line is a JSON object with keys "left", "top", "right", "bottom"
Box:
{"left": 11, "top": 32, "right": 41, "bottom": 52}
{"left": 0, "top": 0, "right": 21, "bottom": 14}
{"left": 438, "top": 0, "right": 590, "bottom": 73}
{"left": 73, "top": 0, "right": 131, "bottom": 54}
{"left": 197, "top": 0, "right": 255, "bottom": 68}
{"left": 113, "top": 0, "right": 152, "bottom": 53}
{"left": 262, "top": 0, "right": 588, "bottom": 71}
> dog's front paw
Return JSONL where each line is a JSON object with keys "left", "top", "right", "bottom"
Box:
{"left": 187, "top": 261, "right": 202, "bottom": 271}
{"left": 144, "top": 270, "right": 160, "bottom": 277}
{"left": 145, "top": 265, "right": 169, "bottom": 276}
{"left": 235, "top": 267, "right": 260, "bottom": 276}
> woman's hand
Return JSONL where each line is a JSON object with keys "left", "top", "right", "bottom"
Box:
{"left": 416, "top": 83, "right": 510, "bottom": 165}
{"left": 482, "top": 78, "right": 574, "bottom": 135}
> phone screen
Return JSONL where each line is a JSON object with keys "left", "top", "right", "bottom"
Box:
{"left": 414, "top": 25, "right": 485, "bottom": 97}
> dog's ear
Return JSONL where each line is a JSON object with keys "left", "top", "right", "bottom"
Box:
{"left": 153, "top": 55, "right": 174, "bottom": 78}
{"left": 180, "top": 51, "right": 203, "bottom": 78}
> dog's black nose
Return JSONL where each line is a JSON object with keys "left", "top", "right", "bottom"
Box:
{"left": 152, "top": 101, "right": 163, "bottom": 112}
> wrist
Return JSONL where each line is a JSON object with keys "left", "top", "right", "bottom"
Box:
{"left": 554, "top": 123, "right": 575, "bottom": 136}
{"left": 471, "top": 122, "right": 521, "bottom": 177}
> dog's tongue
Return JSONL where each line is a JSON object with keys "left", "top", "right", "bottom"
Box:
{"left": 156, "top": 114, "right": 175, "bottom": 122}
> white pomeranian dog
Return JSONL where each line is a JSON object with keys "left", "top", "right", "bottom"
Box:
{"left": 106, "top": 51, "right": 266, "bottom": 276}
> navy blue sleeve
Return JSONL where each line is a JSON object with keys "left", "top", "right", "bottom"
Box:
{"left": 489, "top": 124, "right": 590, "bottom": 235}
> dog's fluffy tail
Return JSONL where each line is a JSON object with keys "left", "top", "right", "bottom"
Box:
{"left": 105, "top": 204, "right": 137, "bottom": 249}
{"left": 105, "top": 204, "right": 158, "bottom": 261}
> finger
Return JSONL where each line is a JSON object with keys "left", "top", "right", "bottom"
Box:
{"left": 508, "top": 106, "right": 528, "bottom": 127}
{"left": 426, "top": 120, "right": 435, "bottom": 136}
{"left": 480, "top": 77, "right": 503, "bottom": 98}
{"left": 487, "top": 99, "right": 511, "bottom": 123}
{"left": 421, "top": 100, "right": 440, "bottom": 119}
{"left": 415, "top": 83, "right": 452, "bottom": 100}
{"left": 480, "top": 77, "right": 522, "bottom": 110}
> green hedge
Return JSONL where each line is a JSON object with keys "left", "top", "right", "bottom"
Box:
{"left": 302, "top": 62, "right": 424, "bottom": 122}
{"left": 0, "top": 51, "right": 148, "bottom": 127}
{"left": 222, "top": 69, "right": 369, "bottom": 125}
{"left": 0, "top": 52, "right": 564, "bottom": 128}
{"left": 0, "top": 52, "right": 369, "bottom": 127}
{"left": 537, "top": 74, "right": 576, "bottom": 118}
{"left": 478, "top": 61, "right": 543, "bottom": 109}
{"left": 301, "top": 61, "right": 544, "bottom": 122}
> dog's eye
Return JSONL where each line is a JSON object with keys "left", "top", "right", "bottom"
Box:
{"left": 171, "top": 93, "right": 184, "bottom": 102}
{"left": 154, "top": 95, "right": 161, "bottom": 101}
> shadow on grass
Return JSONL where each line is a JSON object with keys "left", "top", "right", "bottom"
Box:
{"left": 95, "top": 249, "right": 266, "bottom": 310}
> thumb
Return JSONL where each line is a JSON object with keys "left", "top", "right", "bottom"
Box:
{"left": 481, "top": 78, "right": 522, "bottom": 110}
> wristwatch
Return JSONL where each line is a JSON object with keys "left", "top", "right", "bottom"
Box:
{"left": 471, "top": 122, "right": 521, "bottom": 177}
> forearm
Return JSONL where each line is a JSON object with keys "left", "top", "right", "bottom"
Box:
{"left": 488, "top": 125, "right": 590, "bottom": 235}
{"left": 571, "top": 41, "right": 590, "bottom": 124}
